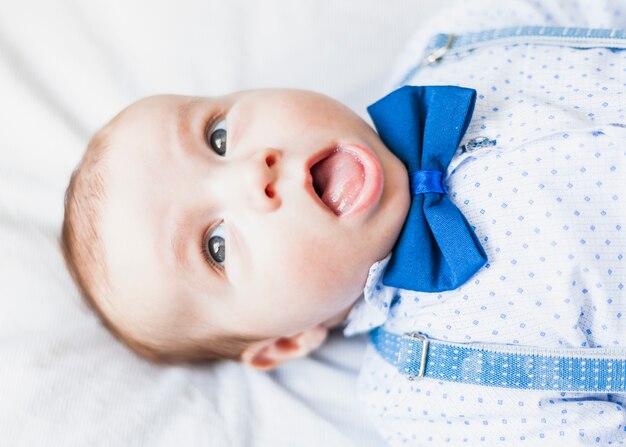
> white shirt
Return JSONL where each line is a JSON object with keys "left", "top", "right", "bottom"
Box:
{"left": 344, "top": 1, "right": 626, "bottom": 445}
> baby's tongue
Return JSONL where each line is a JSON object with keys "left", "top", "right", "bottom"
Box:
{"left": 311, "top": 149, "right": 364, "bottom": 216}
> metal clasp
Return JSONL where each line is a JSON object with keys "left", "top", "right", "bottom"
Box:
{"left": 462, "top": 135, "right": 497, "bottom": 153}
{"left": 422, "top": 34, "right": 455, "bottom": 66}
{"left": 401, "top": 332, "right": 430, "bottom": 380}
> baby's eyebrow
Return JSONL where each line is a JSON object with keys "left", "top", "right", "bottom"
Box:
{"left": 169, "top": 99, "right": 219, "bottom": 275}
{"left": 170, "top": 214, "right": 192, "bottom": 272}
{"left": 165, "top": 100, "right": 197, "bottom": 272}
{"left": 175, "top": 98, "right": 201, "bottom": 152}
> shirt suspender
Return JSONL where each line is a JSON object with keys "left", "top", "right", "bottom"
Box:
{"left": 399, "top": 26, "right": 626, "bottom": 86}
{"left": 370, "top": 327, "right": 626, "bottom": 392}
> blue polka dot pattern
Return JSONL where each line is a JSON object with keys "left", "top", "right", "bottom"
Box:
{"left": 344, "top": 0, "right": 626, "bottom": 444}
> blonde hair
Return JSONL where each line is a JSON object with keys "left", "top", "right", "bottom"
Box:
{"left": 60, "top": 120, "right": 257, "bottom": 364}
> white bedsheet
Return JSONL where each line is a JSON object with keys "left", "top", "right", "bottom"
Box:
{"left": 0, "top": 1, "right": 452, "bottom": 445}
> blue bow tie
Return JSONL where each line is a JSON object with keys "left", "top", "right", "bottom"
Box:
{"left": 367, "top": 85, "right": 487, "bottom": 292}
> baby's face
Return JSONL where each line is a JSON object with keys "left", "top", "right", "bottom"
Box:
{"left": 99, "top": 89, "right": 409, "bottom": 347}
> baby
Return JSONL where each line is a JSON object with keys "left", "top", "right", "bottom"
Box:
{"left": 61, "top": 0, "right": 626, "bottom": 444}
{"left": 61, "top": 88, "right": 411, "bottom": 365}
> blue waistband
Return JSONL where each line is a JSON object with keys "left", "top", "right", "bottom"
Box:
{"left": 399, "top": 25, "right": 626, "bottom": 86}
{"left": 370, "top": 327, "right": 626, "bottom": 392}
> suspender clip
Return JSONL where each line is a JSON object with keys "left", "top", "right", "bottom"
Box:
{"left": 400, "top": 332, "right": 430, "bottom": 380}
{"left": 422, "top": 34, "right": 455, "bottom": 66}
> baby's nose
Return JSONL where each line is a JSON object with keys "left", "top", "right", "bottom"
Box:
{"left": 237, "top": 149, "right": 281, "bottom": 213}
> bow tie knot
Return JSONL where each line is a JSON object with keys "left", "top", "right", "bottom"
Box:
{"left": 410, "top": 169, "right": 445, "bottom": 195}
{"left": 367, "top": 85, "right": 488, "bottom": 293}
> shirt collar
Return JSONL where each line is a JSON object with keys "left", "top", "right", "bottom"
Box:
{"left": 342, "top": 254, "right": 398, "bottom": 336}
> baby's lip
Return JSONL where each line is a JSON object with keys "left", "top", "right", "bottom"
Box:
{"left": 305, "top": 146, "right": 339, "bottom": 217}
{"left": 305, "top": 144, "right": 383, "bottom": 218}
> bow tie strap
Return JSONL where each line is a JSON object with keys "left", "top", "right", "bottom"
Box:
{"left": 368, "top": 85, "right": 487, "bottom": 292}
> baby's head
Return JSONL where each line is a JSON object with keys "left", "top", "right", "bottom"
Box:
{"left": 61, "top": 89, "right": 409, "bottom": 369}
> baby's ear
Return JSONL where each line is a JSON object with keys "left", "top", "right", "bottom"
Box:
{"left": 240, "top": 325, "right": 328, "bottom": 370}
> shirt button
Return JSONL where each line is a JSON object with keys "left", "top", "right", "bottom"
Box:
{"left": 462, "top": 136, "right": 497, "bottom": 153}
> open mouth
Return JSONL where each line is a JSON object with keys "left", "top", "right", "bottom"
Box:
{"left": 309, "top": 145, "right": 366, "bottom": 216}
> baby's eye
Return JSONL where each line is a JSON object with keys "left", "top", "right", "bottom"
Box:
{"left": 207, "top": 119, "right": 227, "bottom": 156}
{"left": 203, "top": 222, "right": 226, "bottom": 267}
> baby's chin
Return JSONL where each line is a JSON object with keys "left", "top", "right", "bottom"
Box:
{"left": 322, "top": 302, "right": 357, "bottom": 329}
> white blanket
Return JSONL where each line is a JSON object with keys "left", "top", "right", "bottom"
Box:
{"left": 0, "top": 1, "right": 452, "bottom": 445}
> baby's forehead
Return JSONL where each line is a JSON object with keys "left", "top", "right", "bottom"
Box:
{"left": 111, "top": 95, "right": 195, "bottom": 132}
{"left": 102, "top": 96, "right": 198, "bottom": 172}
{"left": 97, "top": 96, "right": 219, "bottom": 332}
